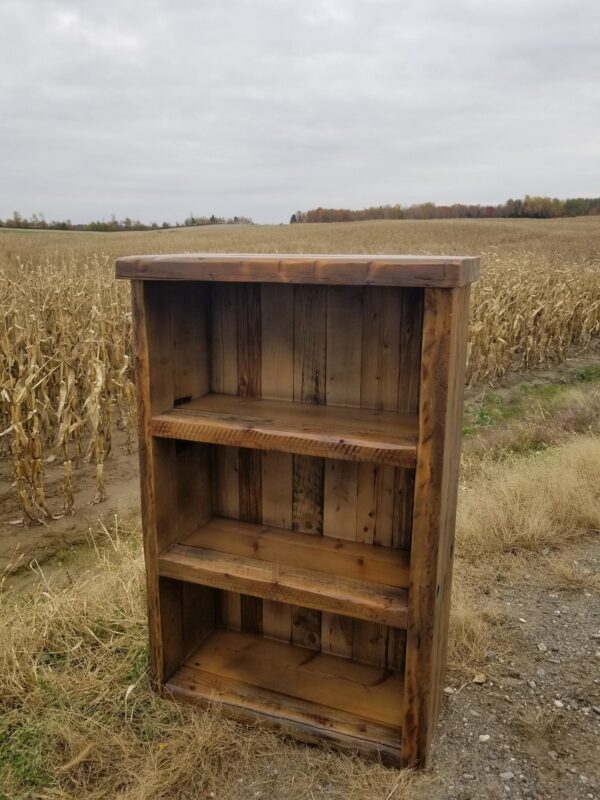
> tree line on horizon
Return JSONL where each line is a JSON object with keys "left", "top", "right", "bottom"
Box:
{"left": 290, "top": 195, "right": 600, "bottom": 224}
{"left": 0, "top": 211, "right": 253, "bottom": 232}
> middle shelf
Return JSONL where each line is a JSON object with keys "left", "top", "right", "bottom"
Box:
{"left": 159, "top": 516, "right": 410, "bottom": 628}
{"left": 151, "top": 393, "right": 419, "bottom": 466}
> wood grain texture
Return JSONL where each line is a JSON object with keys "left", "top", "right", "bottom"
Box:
{"left": 322, "top": 286, "right": 362, "bottom": 657}
{"left": 152, "top": 395, "right": 418, "bottom": 467}
{"left": 356, "top": 287, "right": 402, "bottom": 668}
{"left": 129, "top": 266, "right": 474, "bottom": 769}
{"left": 212, "top": 445, "right": 241, "bottom": 631}
{"left": 171, "top": 282, "right": 210, "bottom": 404}
{"left": 291, "top": 285, "right": 326, "bottom": 651}
{"left": 260, "top": 283, "right": 294, "bottom": 641}
{"left": 210, "top": 283, "right": 238, "bottom": 395}
{"left": 181, "top": 517, "right": 410, "bottom": 587}
{"left": 159, "top": 542, "right": 408, "bottom": 627}
{"left": 166, "top": 628, "right": 403, "bottom": 764}
{"left": 117, "top": 253, "right": 481, "bottom": 288}
{"left": 133, "top": 282, "right": 215, "bottom": 685}
{"left": 401, "top": 285, "right": 471, "bottom": 768}
{"left": 236, "top": 284, "right": 263, "bottom": 635}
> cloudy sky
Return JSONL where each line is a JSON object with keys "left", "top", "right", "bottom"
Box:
{"left": 1, "top": 0, "right": 599, "bottom": 223}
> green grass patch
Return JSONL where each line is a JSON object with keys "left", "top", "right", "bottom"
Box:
{"left": 463, "top": 364, "right": 600, "bottom": 436}
{"left": 0, "top": 720, "right": 50, "bottom": 790}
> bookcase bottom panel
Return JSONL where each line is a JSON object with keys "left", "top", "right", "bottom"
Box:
{"left": 165, "top": 628, "right": 403, "bottom": 765}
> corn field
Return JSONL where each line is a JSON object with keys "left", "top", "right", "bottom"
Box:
{"left": 0, "top": 255, "right": 135, "bottom": 522}
{"left": 1, "top": 217, "right": 599, "bottom": 519}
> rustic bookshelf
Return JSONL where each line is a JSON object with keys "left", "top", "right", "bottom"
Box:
{"left": 116, "top": 253, "right": 480, "bottom": 768}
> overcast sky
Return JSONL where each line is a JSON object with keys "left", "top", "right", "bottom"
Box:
{"left": 1, "top": 0, "right": 599, "bottom": 224}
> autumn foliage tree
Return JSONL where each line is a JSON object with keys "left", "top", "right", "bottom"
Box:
{"left": 290, "top": 196, "right": 600, "bottom": 224}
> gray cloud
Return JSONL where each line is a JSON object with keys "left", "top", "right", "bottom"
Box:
{"left": 1, "top": 0, "right": 598, "bottom": 223}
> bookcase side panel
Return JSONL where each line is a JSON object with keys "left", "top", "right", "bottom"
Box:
{"left": 133, "top": 281, "right": 214, "bottom": 686}
{"left": 402, "top": 285, "right": 471, "bottom": 768}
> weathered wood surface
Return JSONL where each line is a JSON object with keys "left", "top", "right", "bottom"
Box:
{"left": 132, "top": 281, "right": 214, "bottom": 685}
{"left": 401, "top": 285, "right": 471, "bottom": 768}
{"left": 180, "top": 517, "right": 410, "bottom": 586}
{"left": 128, "top": 262, "right": 477, "bottom": 768}
{"left": 166, "top": 629, "right": 404, "bottom": 763}
{"left": 116, "top": 253, "right": 480, "bottom": 288}
{"left": 152, "top": 394, "right": 418, "bottom": 467}
{"left": 159, "top": 542, "right": 408, "bottom": 627}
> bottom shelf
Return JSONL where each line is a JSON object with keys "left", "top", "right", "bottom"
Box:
{"left": 165, "top": 628, "right": 404, "bottom": 764}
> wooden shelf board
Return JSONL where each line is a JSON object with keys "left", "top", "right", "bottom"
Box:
{"left": 152, "top": 394, "right": 418, "bottom": 467}
{"left": 166, "top": 629, "right": 403, "bottom": 763}
{"left": 159, "top": 517, "right": 409, "bottom": 627}
{"left": 116, "top": 252, "right": 480, "bottom": 288}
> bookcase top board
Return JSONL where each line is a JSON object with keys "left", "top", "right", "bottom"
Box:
{"left": 115, "top": 252, "right": 480, "bottom": 288}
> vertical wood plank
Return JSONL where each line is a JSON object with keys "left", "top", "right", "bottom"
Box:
{"left": 402, "top": 286, "right": 471, "bottom": 768}
{"left": 430, "top": 286, "right": 471, "bottom": 733}
{"left": 213, "top": 446, "right": 241, "bottom": 631}
{"left": 132, "top": 281, "right": 177, "bottom": 685}
{"left": 133, "top": 281, "right": 215, "bottom": 684}
{"left": 261, "top": 284, "right": 294, "bottom": 401}
{"left": 210, "top": 283, "right": 241, "bottom": 631}
{"left": 390, "top": 288, "right": 423, "bottom": 676}
{"left": 322, "top": 286, "right": 362, "bottom": 657}
{"left": 398, "top": 288, "right": 424, "bottom": 415}
{"left": 210, "top": 283, "right": 238, "bottom": 395}
{"left": 181, "top": 581, "right": 215, "bottom": 659}
{"left": 355, "top": 286, "right": 402, "bottom": 667}
{"left": 237, "top": 284, "right": 263, "bottom": 635}
{"left": 159, "top": 577, "right": 183, "bottom": 680}
{"left": 360, "top": 287, "right": 401, "bottom": 412}
{"left": 172, "top": 282, "right": 210, "bottom": 403}
{"left": 261, "top": 284, "right": 294, "bottom": 642}
{"left": 291, "top": 285, "right": 326, "bottom": 651}
{"left": 175, "top": 440, "right": 212, "bottom": 536}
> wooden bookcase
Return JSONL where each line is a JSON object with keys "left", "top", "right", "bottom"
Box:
{"left": 116, "top": 253, "right": 480, "bottom": 768}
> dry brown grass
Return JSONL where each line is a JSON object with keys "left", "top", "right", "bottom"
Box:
{"left": 545, "top": 556, "right": 600, "bottom": 591}
{"left": 446, "top": 435, "right": 600, "bottom": 675}
{"left": 2, "top": 217, "right": 600, "bottom": 515}
{"left": 2, "top": 394, "right": 599, "bottom": 796}
{"left": 0, "top": 521, "right": 428, "bottom": 800}
{"left": 457, "top": 437, "right": 600, "bottom": 560}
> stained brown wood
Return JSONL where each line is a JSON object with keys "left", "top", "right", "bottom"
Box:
{"left": 181, "top": 517, "right": 409, "bottom": 586}
{"left": 291, "top": 285, "right": 326, "bottom": 651}
{"left": 209, "top": 283, "right": 243, "bottom": 632}
{"left": 116, "top": 253, "right": 480, "bottom": 288}
{"left": 159, "top": 541, "right": 408, "bottom": 627}
{"left": 322, "top": 286, "right": 362, "bottom": 658}
{"left": 401, "top": 286, "right": 471, "bottom": 768}
{"left": 152, "top": 394, "right": 418, "bottom": 467}
{"left": 236, "top": 284, "right": 263, "bottom": 635}
{"left": 356, "top": 287, "right": 404, "bottom": 668}
{"left": 167, "top": 628, "right": 403, "bottom": 764}
{"left": 132, "top": 281, "right": 214, "bottom": 685}
{"left": 260, "top": 284, "right": 294, "bottom": 641}
{"left": 125, "top": 254, "right": 478, "bottom": 768}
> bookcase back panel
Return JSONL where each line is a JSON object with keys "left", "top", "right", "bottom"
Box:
{"left": 184, "top": 282, "right": 423, "bottom": 668}
{"left": 143, "top": 281, "right": 423, "bottom": 670}
{"left": 208, "top": 283, "right": 423, "bottom": 411}
{"left": 210, "top": 453, "right": 414, "bottom": 668}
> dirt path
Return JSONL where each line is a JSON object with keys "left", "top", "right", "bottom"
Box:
{"left": 431, "top": 538, "right": 600, "bottom": 800}
{"left": 0, "top": 427, "right": 140, "bottom": 574}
